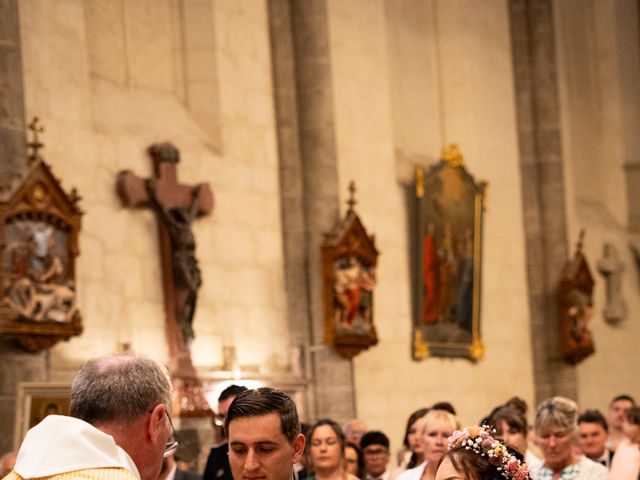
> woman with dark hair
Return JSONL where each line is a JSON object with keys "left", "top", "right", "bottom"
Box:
{"left": 391, "top": 408, "right": 430, "bottom": 480}
{"left": 397, "top": 409, "right": 459, "bottom": 480}
{"left": 491, "top": 406, "right": 541, "bottom": 469}
{"left": 345, "top": 442, "right": 364, "bottom": 479}
{"left": 307, "top": 419, "right": 358, "bottom": 480}
{"left": 435, "top": 425, "right": 531, "bottom": 480}
{"left": 608, "top": 406, "right": 640, "bottom": 479}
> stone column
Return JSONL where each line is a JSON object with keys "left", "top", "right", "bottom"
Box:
{"left": 0, "top": 0, "right": 47, "bottom": 454}
{"left": 509, "top": 0, "right": 576, "bottom": 403}
{"left": 0, "top": 0, "right": 27, "bottom": 194}
{"left": 268, "top": 0, "right": 355, "bottom": 423}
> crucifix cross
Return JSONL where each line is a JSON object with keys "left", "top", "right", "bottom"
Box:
{"left": 116, "top": 142, "right": 213, "bottom": 417}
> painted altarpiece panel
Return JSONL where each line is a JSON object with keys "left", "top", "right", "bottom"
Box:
{"left": 411, "top": 146, "right": 486, "bottom": 361}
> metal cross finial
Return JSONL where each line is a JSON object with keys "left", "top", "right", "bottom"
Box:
{"left": 347, "top": 181, "right": 357, "bottom": 211}
{"left": 575, "top": 228, "right": 586, "bottom": 256}
{"left": 27, "top": 117, "right": 45, "bottom": 163}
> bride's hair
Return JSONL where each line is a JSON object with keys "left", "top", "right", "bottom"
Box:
{"left": 441, "top": 443, "right": 527, "bottom": 480}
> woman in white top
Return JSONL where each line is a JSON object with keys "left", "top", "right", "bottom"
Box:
{"left": 397, "top": 409, "right": 459, "bottom": 480}
{"left": 608, "top": 406, "right": 640, "bottom": 480}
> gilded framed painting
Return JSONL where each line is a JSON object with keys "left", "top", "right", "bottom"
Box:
{"left": 411, "top": 145, "right": 486, "bottom": 361}
{"left": 14, "top": 382, "right": 71, "bottom": 448}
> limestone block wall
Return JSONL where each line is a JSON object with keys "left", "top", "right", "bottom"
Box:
{"left": 18, "top": 0, "right": 290, "bottom": 379}
{"left": 554, "top": 0, "right": 640, "bottom": 409}
{"left": 327, "top": 0, "right": 535, "bottom": 450}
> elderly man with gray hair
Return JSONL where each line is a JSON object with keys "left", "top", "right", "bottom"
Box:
{"left": 3, "top": 355, "right": 175, "bottom": 480}
{"left": 529, "top": 396, "right": 606, "bottom": 480}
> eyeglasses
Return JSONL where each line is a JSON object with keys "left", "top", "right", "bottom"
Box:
{"left": 150, "top": 408, "right": 179, "bottom": 458}
{"left": 363, "top": 448, "right": 388, "bottom": 457}
{"left": 164, "top": 411, "right": 179, "bottom": 458}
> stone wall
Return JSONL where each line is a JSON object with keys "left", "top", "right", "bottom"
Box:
{"left": 17, "top": 0, "right": 290, "bottom": 385}
{"left": 328, "top": 0, "right": 535, "bottom": 448}
{"left": 554, "top": 0, "right": 640, "bottom": 409}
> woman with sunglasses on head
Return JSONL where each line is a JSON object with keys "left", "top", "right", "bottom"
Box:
{"left": 307, "top": 419, "right": 359, "bottom": 480}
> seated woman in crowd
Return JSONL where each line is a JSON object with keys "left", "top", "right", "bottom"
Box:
{"left": 391, "top": 408, "right": 430, "bottom": 480}
{"left": 307, "top": 419, "right": 359, "bottom": 480}
{"left": 435, "top": 425, "right": 531, "bottom": 480}
{"left": 345, "top": 442, "right": 364, "bottom": 479}
{"left": 529, "top": 397, "right": 606, "bottom": 479}
{"left": 397, "top": 409, "right": 459, "bottom": 480}
{"left": 491, "top": 406, "right": 542, "bottom": 469}
{"left": 608, "top": 406, "right": 640, "bottom": 479}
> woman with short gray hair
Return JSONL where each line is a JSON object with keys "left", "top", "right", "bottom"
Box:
{"left": 529, "top": 397, "right": 606, "bottom": 480}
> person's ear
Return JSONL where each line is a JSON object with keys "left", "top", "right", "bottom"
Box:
{"left": 148, "top": 403, "right": 166, "bottom": 442}
{"left": 292, "top": 433, "right": 306, "bottom": 463}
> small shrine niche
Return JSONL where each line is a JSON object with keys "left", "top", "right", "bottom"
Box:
{"left": 322, "top": 182, "right": 379, "bottom": 359}
{"left": 0, "top": 118, "right": 83, "bottom": 351}
{"left": 559, "top": 230, "right": 595, "bottom": 364}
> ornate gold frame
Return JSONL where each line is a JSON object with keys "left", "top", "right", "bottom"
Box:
{"left": 411, "top": 145, "right": 486, "bottom": 361}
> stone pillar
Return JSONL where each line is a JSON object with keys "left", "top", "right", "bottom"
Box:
{"left": 509, "top": 0, "right": 576, "bottom": 403}
{"left": 268, "top": 0, "right": 355, "bottom": 423}
{"left": 0, "top": 0, "right": 47, "bottom": 454}
{"left": 0, "top": 0, "right": 27, "bottom": 194}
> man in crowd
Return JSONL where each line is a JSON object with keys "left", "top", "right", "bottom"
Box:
{"left": 344, "top": 419, "right": 368, "bottom": 447}
{"left": 606, "top": 394, "right": 636, "bottom": 452}
{"left": 578, "top": 410, "right": 612, "bottom": 468}
{"left": 360, "top": 431, "right": 391, "bottom": 480}
{"left": 203, "top": 385, "right": 248, "bottom": 480}
{"left": 4, "top": 355, "right": 174, "bottom": 480}
{"left": 0, "top": 453, "right": 16, "bottom": 478}
{"left": 225, "top": 387, "right": 305, "bottom": 480}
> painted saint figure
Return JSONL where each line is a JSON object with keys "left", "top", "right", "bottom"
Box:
{"left": 333, "top": 255, "right": 375, "bottom": 332}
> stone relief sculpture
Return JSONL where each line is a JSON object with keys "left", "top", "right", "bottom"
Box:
{"left": 597, "top": 242, "right": 627, "bottom": 324}
{"left": 4, "top": 221, "right": 76, "bottom": 323}
{"left": 559, "top": 230, "right": 595, "bottom": 364}
{"left": 0, "top": 117, "right": 83, "bottom": 351}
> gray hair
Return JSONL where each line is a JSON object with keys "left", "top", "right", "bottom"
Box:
{"left": 70, "top": 355, "right": 172, "bottom": 424}
{"left": 535, "top": 396, "right": 578, "bottom": 434}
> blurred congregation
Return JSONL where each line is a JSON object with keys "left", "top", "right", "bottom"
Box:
{"left": 4, "top": 382, "right": 639, "bottom": 480}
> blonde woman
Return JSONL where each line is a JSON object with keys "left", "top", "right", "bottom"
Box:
{"left": 529, "top": 397, "right": 606, "bottom": 480}
{"left": 397, "top": 409, "right": 459, "bottom": 480}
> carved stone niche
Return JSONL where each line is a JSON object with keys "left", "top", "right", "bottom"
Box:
{"left": 322, "top": 183, "right": 379, "bottom": 359}
{"left": 558, "top": 231, "right": 595, "bottom": 365}
{"left": 0, "top": 160, "right": 83, "bottom": 351}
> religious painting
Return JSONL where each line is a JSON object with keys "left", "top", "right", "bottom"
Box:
{"left": 0, "top": 144, "right": 83, "bottom": 352}
{"left": 411, "top": 145, "right": 486, "bottom": 361}
{"left": 14, "top": 382, "right": 70, "bottom": 447}
{"left": 559, "top": 230, "right": 595, "bottom": 364}
{"left": 322, "top": 182, "right": 379, "bottom": 359}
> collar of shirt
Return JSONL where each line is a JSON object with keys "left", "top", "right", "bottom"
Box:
{"left": 537, "top": 463, "right": 580, "bottom": 480}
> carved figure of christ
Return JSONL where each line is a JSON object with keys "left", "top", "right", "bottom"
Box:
{"left": 117, "top": 143, "right": 213, "bottom": 416}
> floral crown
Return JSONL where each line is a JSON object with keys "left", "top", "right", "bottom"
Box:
{"left": 447, "top": 425, "right": 531, "bottom": 480}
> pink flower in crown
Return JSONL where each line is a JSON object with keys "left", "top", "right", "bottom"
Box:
{"left": 448, "top": 431, "right": 465, "bottom": 445}
{"left": 506, "top": 458, "right": 519, "bottom": 473}
{"left": 481, "top": 438, "right": 493, "bottom": 449}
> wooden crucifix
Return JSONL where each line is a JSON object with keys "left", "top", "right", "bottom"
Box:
{"left": 116, "top": 142, "right": 213, "bottom": 417}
